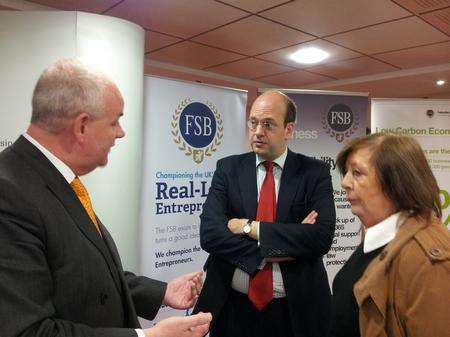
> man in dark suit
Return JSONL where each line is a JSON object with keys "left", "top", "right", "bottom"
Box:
{"left": 194, "top": 91, "right": 336, "bottom": 337}
{"left": 0, "top": 59, "right": 211, "bottom": 337}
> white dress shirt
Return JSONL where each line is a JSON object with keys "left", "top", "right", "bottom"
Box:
{"left": 23, "top": 133, "right": 75, "bottom": 183}
{"left": 231, "top": 147, "right": 288, "bottom": 297}
{"left": 363, "top": 211, "right": 406, "bottom": 254}
{"left": 23, "top": 133, "right": 144, "bottom": 337}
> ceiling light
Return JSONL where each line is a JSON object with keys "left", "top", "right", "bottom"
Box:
{"left": 289, "top": 47, "right": 330, "bottom": 64}
{"left": 436, "top": 80, "right": 446, "bottom": 86}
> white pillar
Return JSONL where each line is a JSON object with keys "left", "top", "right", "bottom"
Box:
{"left": 0, "top": 11, "right": 144, "bottom": 271}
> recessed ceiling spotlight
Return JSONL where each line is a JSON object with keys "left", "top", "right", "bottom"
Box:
{"left": 436, "top": 80, "right": 446, "bottom": 86}
{"left": 289, "top": 47, "right": 329, "bottom": 64}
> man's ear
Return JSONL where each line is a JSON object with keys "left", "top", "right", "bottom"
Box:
{"left": 72, "top": 112, "right": 90, "bottom": 141}
{"left": 285, "top": 122, "right": 295, "bottom": 140}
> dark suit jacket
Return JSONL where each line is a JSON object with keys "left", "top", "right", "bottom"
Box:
{"left": 0, "top": 136, "right": 166, "bottom": 337}
{"left": 194, "top": 150, "right": 336, "bottom": 337}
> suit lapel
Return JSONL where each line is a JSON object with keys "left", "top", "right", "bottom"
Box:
{"left": 238, "top": 153, "right": 258, "bottom": 219}
{"left": 277, "top": 150, "right": 303, "bottom": 223}
{"left": 101, "top": 223, "right": 139, "bottom": 327}
{"left": 12, "top": 136, "right": 123, "bottom": 294}
{"left": 100, "top": 222, "right": 124, "bottom": 270}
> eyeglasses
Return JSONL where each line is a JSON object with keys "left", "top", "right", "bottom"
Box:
{"left": 247, "top": 119, "right": 277, "bottom": 131}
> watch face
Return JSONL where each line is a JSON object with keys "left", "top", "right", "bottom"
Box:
{"left": 243, "top": 224, "right": 251, "bottom": 234}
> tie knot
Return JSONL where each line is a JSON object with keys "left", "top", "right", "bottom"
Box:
{"left": 70, "top": 176, "right": 101, "bottom": 234}
{"left": 70, "top": 177, "right": 88, "bottom": 198}
{"left": 263, "top": 161, "right": 274, "bottom": 173}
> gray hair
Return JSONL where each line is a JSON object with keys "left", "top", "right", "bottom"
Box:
{"left": 31, "top": 59, "right": 112, "bottom": 133}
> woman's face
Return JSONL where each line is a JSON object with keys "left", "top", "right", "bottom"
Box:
{"left": 341, "top": 147, "right": 397, "bottom": 228}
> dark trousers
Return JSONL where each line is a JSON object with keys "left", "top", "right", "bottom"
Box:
{"left": 211, "top": 289, "right": 295, "bottom": 337}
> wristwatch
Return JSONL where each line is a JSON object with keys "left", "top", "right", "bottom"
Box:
{"left": 243, "top": 219, "right": 252, "bottom": 235}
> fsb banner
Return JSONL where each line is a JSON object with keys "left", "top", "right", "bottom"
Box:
{"left": 372, "top": 99, "right": 450, "bottom": 229}
{"left": 279, "top": 90, "right": 368, "bottom": 285}
{"left": 140, "top": 76, "right": 247, "bottom": 324}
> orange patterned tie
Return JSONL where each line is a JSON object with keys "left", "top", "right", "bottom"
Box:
{"left": 70, "top": 177, "right": 101, "bottom": 235}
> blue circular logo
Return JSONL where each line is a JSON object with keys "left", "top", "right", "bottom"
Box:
{"left": 327, "top": 104, "right": 353, "bottom": 132}
{"left": 179, "top": 102, "right": 217, "bottom": 148}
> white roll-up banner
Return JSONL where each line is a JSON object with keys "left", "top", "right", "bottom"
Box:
{"left": 139, "top": 76, "right": 248, "bottom": 325}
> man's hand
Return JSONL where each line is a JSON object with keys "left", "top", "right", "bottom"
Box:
{"left": 163, "top": 271, "right": 203, "bottom": 309}
{"left": 228, "top": 218, "right": 259, "bottom": 239}
{"left": 144, "top": 312, "right": 212, "bottom": 337}
{"left": 301, "top": 210, "right": 318, "bottom": 224}
{"left": 227, "top": 211, "right": 318, "bottom": 246}
{"left": 227, "top": 218, "right": 246, "bottom": 234}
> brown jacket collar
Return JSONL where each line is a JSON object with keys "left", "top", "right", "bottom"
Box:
{"left": 354, "top": 215, "right": 449, "bottom": 317}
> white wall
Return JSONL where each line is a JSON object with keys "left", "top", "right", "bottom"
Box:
{"left": 0, "top": 10, "right": 144, "bottom": 271}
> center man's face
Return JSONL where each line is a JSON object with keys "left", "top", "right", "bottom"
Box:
{"left": 248, "top": 93, "right": 294, "bottom": 161}
{"left": 83, "top": 86, "right": 125, "bottom": 171}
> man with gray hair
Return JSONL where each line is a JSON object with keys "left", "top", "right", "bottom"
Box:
{"left": 0, "top": 59, "right": 211, "bottom": 337}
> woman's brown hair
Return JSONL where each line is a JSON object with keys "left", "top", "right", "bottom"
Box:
{"left": 336, "top": 133, "right": 442, "bottom": 219}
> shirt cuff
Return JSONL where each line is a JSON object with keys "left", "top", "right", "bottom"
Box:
{"left": 256, "top": 221, "right": 266, "bottom": 268}
{"left": 135, "top": 329, "right": 146, "bottom": 337}
{"left": 256, "top": 221, "right": 260, "bottom": 242}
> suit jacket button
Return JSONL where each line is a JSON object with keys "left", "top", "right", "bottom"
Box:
{"left": 429, "top": 248, "right": 441, "bottom": 257}
{"left": 100, "top": 293, "right": 108, "bottom": 305}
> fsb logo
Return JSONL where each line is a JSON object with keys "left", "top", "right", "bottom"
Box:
{"left": 322, "top": 103, "right": 359, "bottom": 142}
{"left": 172, "top": 98, "right": 223, "bottom": 163}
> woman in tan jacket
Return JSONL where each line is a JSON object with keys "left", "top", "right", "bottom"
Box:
{"left": 330, "top": 133, "right": 450, "bottom": 337}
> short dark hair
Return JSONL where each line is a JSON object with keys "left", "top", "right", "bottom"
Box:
{"left": 285, "top": 97, "right": 297, "bottom": 125}
{"left": 336, "top": 133, "right": 442, "bottom": 220}
{"left": 255, "top": 90, "right": 297, "bottom": 125}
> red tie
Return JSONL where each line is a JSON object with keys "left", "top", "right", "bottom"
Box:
{"left": 248, "top": 161, "right": 276, "bottom": 311}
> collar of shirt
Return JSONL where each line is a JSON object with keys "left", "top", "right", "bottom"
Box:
{"left": 363, "top": 211, "right": 407, "bottom": 253}
{"left": 255, "top": 146, "right": 288, "bottom": 169}
{"left": 255, "top": 147, "right": 288, "bottom": 202}
{"left": 23, "top": 133, "right": 76, "bottom": 183}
